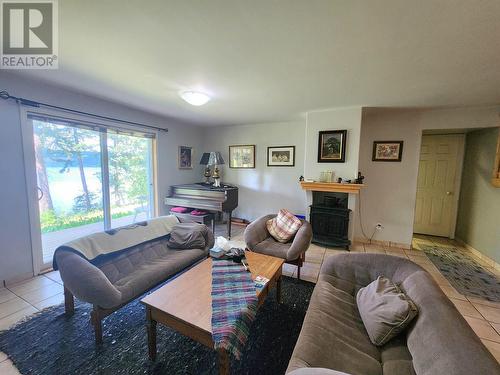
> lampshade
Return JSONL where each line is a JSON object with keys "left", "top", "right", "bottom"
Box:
{"left": 208, "top": 151, "right": 225, "bottom": 165}
{"left": 199, "top": 152, "right": 210, "bottom": 165}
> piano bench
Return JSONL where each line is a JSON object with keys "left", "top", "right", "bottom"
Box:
{"left": 170, "top": 211, "right": 216, "bottom": 234}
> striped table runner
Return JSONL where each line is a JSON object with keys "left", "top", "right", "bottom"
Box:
{"left": 211, "top": 259, "right": 258, "bottom": 359}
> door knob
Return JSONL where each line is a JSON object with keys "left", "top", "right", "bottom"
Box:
{"left": 446, "top": 191, "right": 453, "bottom": 195}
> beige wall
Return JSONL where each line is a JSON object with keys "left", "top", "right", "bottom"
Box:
{"left": 355, "top": 110, "right": 422, "bottom": 245}
{"left": 456, "top": 127, "right": 500, "bottom": 263}
{"left": 355, "top": 106, "right": 500, "bottom": 248}
{"left": 202, "top": 107, "right": 363, "bottom": 222}
{"left": 305, "top": 107, "right": 362, "bottom": 181}
{"left": 304, "top": 107, "right": 363, "bottom": 242}
{"left": 202, "top": 121, "right": 308, "bottom": 221}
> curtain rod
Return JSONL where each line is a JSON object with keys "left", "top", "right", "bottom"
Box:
{"left": 0, "top": 90, "right": 168, "bottom": 133}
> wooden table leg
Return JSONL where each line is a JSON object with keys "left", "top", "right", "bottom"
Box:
{"left": 64, "top": 286, "right": 74, "bottom": 316}
{"left": 276, "top": 274, "right": 282, "bottom": 304}
{"left": 227, "top": 211, "right": 232, "bottom": 239}
{"left": 146, "top": 307, "right": 157, "bottom": 361}
{"left": 91, "top": 306, "right": 103, "bottom": 345}
{"left": 217, "top": 349, "right": 230, "bottom": 375}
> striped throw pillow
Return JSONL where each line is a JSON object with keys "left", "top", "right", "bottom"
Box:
{"left": 266, "top": 209, "right": 303, "bottom": 243}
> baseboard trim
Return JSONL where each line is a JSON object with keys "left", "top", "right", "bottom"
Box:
{"left": 353, "top": 237, "right": 411, "bottom": 250}
{"left": 455, "top": 238, "right": 500, "bottom": 275}
{"left": 3, "top": 271, "right": 35, "bottom": 286}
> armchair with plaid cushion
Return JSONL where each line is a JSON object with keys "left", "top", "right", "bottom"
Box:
{"left": 244, "top": 213, "right": 312, "bottom": 279}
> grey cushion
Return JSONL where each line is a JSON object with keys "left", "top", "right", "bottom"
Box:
{"left": 356, "top": 276, "right": 418, "bottom": 346}
{"left": 113, "top": 247, "right": 206, "bottom": 302}
{"left": 250, "top": 237, "right": 290, "bottom": 259}
{"left": 167, "top": 222, "right": 207, "bottom": 249}
{"left": 381, "top": 336, "right": 416, "bottom": 375}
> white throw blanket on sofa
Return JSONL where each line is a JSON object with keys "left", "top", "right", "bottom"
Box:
{"left": 56, "top": 215, "right": 179, "bottom": 262}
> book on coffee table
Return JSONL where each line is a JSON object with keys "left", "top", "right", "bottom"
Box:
{"left": 255, "top": 275, "right": 269, "bottom": 291}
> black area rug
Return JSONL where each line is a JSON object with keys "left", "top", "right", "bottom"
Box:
{"left": 0, "top": 276, "right": 314, "bottom": 375}
{"left": 421, "top": 244, "right": 500, "bottom": 302}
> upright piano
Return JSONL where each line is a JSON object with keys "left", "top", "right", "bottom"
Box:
{"left": 164, "top": 183, "right": 238, "bottom": 238}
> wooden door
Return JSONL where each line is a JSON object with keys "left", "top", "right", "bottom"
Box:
{"left": 414, "top": 134, "right": 463, "bottom": 237}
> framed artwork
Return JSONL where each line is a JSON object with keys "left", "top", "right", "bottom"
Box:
{"left": 229, "top": 145, "right": 255, "bottom": 168}
{"left": 372, "top": 141, "right": 404, "bottom": 162}
{"left": 267, "top": 146, "right": 295, "bottom": 167}
{"left": 318, "top": 130, "right": 347, "bottom": 163}
{"left": 178, "top": 146, "right": 193, "bottom": 169}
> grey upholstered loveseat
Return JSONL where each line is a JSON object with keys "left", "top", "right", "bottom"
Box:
{"left": 54, "top": 219, "right": 214, "bottom": 344}
{"left": 287, "top": 253, "right": 500, "bottom": 375}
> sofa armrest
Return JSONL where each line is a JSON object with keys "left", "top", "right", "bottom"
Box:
{"left": 287, "top": 220, "right": 312, "bottom": 260}
{"left": 244, "top": 214, "right": 276, "bottom": 249}
{"left": 204, "top": 226, "right": 215, "bottom": 252}
{"left": 55, "top": 250, "right": 122, "bottom": 309}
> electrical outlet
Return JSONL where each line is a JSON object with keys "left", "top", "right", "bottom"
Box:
{"left": 375, "top": 223, "right": 383, "bottom": 230}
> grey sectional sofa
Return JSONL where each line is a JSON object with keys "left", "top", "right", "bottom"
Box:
{"left": 54, "top": 223, "right": 214, "bottom": 344}
{"left": 287, "top": 253, "right": 500, "bottom": 375}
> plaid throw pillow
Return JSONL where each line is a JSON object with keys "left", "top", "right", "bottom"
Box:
{"left": 266, "top": 209, "right": 303, "bottom": 243}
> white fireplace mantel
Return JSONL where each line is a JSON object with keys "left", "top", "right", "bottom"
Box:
{"left": 299, "top": 181, "right": 364, "bottom": 194}
{"left": 300, "top": 181, "right": 364, "bottom": 245}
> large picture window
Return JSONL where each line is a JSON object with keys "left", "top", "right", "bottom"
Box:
{"left": 29, "top": 114, "right": 156, "bottom": 268}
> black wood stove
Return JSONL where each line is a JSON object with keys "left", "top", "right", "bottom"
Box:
{"left": 309, "top": 192, "right": 351, "bottom": 249}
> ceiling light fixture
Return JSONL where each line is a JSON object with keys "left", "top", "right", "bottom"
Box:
{"left": 180, "top": 91, "right": 211, "bottom": 106}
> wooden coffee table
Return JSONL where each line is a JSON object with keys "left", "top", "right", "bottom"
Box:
{"left": 140, "top": 251, "right": 284, "bottom": 375}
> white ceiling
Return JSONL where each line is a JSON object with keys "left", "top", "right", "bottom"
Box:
{"left": 14, "top": 0, "right": 500, "bottom": 126}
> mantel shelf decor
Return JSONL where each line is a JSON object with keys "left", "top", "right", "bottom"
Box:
{"left": 299, "top": 181, "right": 364, "bottom": 194}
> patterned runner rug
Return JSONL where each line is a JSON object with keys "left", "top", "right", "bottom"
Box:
{"left": 421, "top": 244, "right": 500, "bottom": 302}
{"left": 211, "top": 259, "right": 258, "bottom": 359}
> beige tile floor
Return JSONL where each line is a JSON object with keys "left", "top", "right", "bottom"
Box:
{"left": 0, "top": 270, "right": 63, "bottom": 374}
{"left": 0, "top": 230, "right": 499, "bottom": 373}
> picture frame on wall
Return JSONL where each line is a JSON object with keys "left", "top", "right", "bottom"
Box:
{"left": 229, "top": 144, "right": 255, "bottom": 168}
{"left": 317, "top": 130, "right": 347, "bottom": 163}
{"left": 267, "top": 146, "right": 295, "bottom": 167}
{"left": 178, "top": 146, "right": 193, "bottom": 169}
{"left": 372, "top": 141, "right": 404, "bottom": 162}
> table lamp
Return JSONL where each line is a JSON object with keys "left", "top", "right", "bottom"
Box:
{"left": 208, "top": 152, "right": 225, "bottom": 187}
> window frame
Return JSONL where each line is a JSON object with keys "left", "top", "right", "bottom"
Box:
{"left": 20, "top": 106, "right": 159, "bottom": 274}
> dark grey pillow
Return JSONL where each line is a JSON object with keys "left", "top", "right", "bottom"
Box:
{"left": 356, "top": 276, "right": 418, "bottom": 346}
{"left": 167, "top": 223, "right": 207, "bottom": 249}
